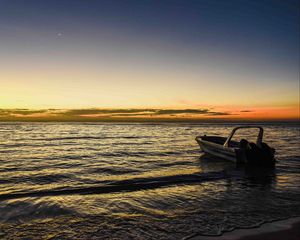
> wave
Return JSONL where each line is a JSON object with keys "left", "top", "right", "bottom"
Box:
{"left": 0, "top": 200, "right": 73, "bottom": 222}
{"left": 21, "top": 136, "right": 150, "bottom": 141}
{"left": 96, "top": 149, "right": 199, "bottom": 157}
{"left": 0, "top": 171, "right": 228, "bottom": 201}
{"left": 88, "top": 166, "right": 139, "bottom": 175}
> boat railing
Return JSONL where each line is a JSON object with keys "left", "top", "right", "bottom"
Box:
{"left": 223, "top": 126, "right": 264, "bottom": 148}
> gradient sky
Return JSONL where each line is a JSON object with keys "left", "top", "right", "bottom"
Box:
{"left": 0, "top": 0, "right": 299, "bottom": 120}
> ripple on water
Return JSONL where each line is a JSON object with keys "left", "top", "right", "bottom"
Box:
{"left": 0, "top": 123, "right": 299, "bottom": 239}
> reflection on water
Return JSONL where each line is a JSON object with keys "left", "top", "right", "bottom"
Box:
{"left": 0, "top": 123, "right": 299, "bottom": 239}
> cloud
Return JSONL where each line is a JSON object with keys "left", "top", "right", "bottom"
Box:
{"left": 58, "top": 108, "right": 223, "bottom": 117}
{"left": 109, "top": 113, "right": 150, "bottom": 117}
{"left": 240, "top": 110, "right": 253, "bottom": 112}
{"left": 60, "top": 109, "right": 154, "bottom": 116}
{"left": 0, "top": 109, "right": 48, "bottom": 116}
{"left": 208, "top": 111, "right": 232, "bottom": 116}
{"left": 154, "top": 109, "right": 210, "bottom": 115}
{"left": 0, "top": 108, "right": 231, "bottom": 120}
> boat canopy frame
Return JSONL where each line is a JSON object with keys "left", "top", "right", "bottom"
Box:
{"left": 223, "top": 126, "right": 264, "bottom": 148}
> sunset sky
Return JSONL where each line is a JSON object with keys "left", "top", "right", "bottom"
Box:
{"left": 0, "top": 0, "right": 299, "bottom": 121}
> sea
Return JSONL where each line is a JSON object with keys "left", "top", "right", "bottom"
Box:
{"left": 0, "top": 122, "right": 299, "bottom": 239}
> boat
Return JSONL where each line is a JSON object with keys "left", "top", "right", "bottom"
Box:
{"left": 195, "top": 126, "right": 275, "bottom": 165}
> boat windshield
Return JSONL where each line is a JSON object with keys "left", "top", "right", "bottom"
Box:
{"left": 224, "top": 126, "right": 263, "bottom": 147}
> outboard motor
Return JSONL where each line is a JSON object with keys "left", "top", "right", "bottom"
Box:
{"left": 246, "top": 142, "right": 275, "bottom": 166}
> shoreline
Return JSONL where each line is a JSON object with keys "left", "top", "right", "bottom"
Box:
{"left": 188, "top": 217, "right": 300, "bottom": 240}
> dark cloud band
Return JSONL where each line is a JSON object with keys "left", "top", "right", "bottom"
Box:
{"left": 0, "top": 108, "right": 231, "bottom": 120}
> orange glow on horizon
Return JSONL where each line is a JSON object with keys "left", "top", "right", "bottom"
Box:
{"left": 0, "top": 105, "right": 298, "bottom": 121}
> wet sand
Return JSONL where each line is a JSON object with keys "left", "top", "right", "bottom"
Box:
{"left": 189, "top": 217, "right": 300, "bottom": 240}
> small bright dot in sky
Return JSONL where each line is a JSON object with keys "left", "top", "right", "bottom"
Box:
{"left": 57, "top": 33, "right": 62, "bottom": 36}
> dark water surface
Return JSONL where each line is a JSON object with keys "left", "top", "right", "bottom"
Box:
{"left": 0, "top": 123, "right": 299, "bottom": 239}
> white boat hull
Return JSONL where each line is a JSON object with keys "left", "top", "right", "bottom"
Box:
{"left": 196, "top": 138, "right": 246, "bottom": 163}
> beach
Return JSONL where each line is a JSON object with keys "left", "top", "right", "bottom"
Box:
{"left": 189, "top": 217, "right": 300, "bottom": 240}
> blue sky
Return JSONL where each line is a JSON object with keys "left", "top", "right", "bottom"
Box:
{"left": 0, "top": 0, "right": 299, "bottom": 119}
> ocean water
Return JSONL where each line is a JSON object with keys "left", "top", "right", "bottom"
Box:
{"left": 0, "top": 122, "right": 299, "bottom": 239}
